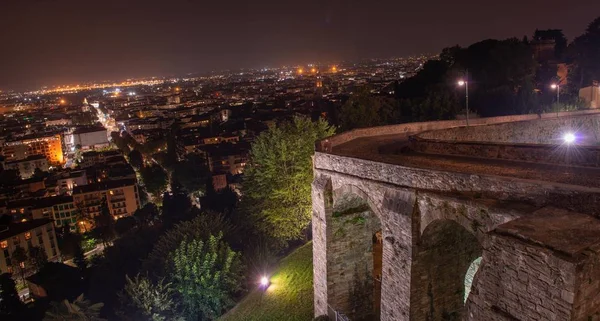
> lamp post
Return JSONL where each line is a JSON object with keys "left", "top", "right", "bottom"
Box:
{"left": 551, "top": 83, "right": 560, "bottom": 117}
{"left": 458, "top": 78, "right": 469, "bottom": 126}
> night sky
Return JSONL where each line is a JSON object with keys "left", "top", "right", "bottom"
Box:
{"left": 1, "top": 0, "right": 599, "bottom": 91}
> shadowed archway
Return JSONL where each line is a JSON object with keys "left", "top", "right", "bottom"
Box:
{"left": 410, "top": 219, "right": 482, "bottom": 321}
{"left": 327, "top": 187, "right": 382, "bottom": 320}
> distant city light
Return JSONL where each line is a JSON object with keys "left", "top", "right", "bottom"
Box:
{"left": 297, "top": 68, "right": 304, "bottom": 75}
{"left": 60, "top": 99, "right": 66, "bottom": 104}
{"left": 563, "top": 133, "right": 576, "bottom": 144}
{"left": 311, "top": 67, "right": 317, "bottom": 73}
{"left": 331, "top": 66, "right": 337, "bottom": 72}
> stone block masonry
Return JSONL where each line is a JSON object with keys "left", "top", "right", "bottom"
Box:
{"left": 467, "top": 208, "right": 600, "bottom": 321}
{"left": 313, "top": 110, "right": 600, "bottom": 320}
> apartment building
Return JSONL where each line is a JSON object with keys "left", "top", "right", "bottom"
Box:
{"left": 31, "top": 196, "right": 77, "bottom": 231}
{"left": 0, "top": 219, "right": 60, "bottom": 274}
{"left": 72, "top": 178, "right": 140, "bottom": 222}
{"left": 2, "top": 155, "right": 49, "bottom": 179}
{"left": 2, "top": 134, "right": 64, "bottom": 165}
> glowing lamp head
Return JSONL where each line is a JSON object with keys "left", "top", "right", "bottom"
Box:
{"left": 260, "top": 276, "right": 270, "bottom": 288}
{"left": 563, "top": 133, "right": 576, "bottom": 144}
{"left": 551, "top": 84, "right": 558, "bottom": 89}
{"left": 458, "top": 80, "right": 466, "bottom": 86}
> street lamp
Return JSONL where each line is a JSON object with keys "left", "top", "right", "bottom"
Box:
{"left": 458, "top": 79, "right": 469, "bottom": 126}
{"left": 563, "top": 132, "right": 576, "bottom": 144}
{"left": 551, "top": 83, "right": 560, "bottom": 117}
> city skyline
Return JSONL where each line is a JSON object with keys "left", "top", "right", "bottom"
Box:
{"left": 2, "top": 0, "right": 600, "bottom": 91}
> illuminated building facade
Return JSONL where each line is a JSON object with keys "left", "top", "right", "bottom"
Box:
{"left": 2, "top": 134, "right": 64, "bottom": 165}
{"left": 72, "top": 178, "right": 141, "bottom": 224}
{"left": 0, "top": 219, "right": 60, "bottom": 274}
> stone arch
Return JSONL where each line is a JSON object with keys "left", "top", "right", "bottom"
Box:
{"left": 327, "top": 185, "right": 382, "bottom": 320}
{"left": 410, "top": 219, "right": 483, "bottom": 321}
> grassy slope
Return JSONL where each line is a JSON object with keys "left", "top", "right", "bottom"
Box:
{"left": 220, "top": 242, "right": 314, "bottom": 321}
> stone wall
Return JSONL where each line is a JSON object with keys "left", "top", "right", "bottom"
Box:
{"left": 466, "top": 231, "right": 575, "bottom": 320}
{"left": 315, "top": 153, "right": 600, "bottom": 216}
{"left": 417, "top": 115, "right": 600, "bottom": 145}
{"left": 317, "top": 110, "right": 600, "bottom": 152}
{"left": 466, "top": 208, "right": 600, "bottom": 321}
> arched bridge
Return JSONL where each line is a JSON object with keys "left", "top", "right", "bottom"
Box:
{"left": 312, "top": 110, "right": 600, "bottom": 320}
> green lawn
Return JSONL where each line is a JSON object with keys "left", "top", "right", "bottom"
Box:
{"left": 220, "top": 242, "right": 314, "bottom": 321}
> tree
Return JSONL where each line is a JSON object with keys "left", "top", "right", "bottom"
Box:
{"left": 133, "top": 203, "right": 159, "bottom": 227}
{"left": 241, "top": 117, "right": 335, "bottom": 243}
{"left": 75, "top": 202, "right": 94, "bottom": 233}
{"left": 172, "top": 153, "right": 209, "bottom": 194}
{"left": 43, "top": 294, "right": 105, "bottom": 321}
{"left": 56, "top": 224, "right": 82, "bottom": 260}
{"left": 32, "top": 167, "right": 47, "bottom": 179}
{"left": 568, "top": 16, "right": 600, "bottom": 92}
{"left": 170, "top": 234, "right": 243, "bottom": 321}
{"left": 140, "top": 165, "right": 168, "bottom": 198}
{"left": 115, "top": 216, "right": 137, "bottom": 236}
{"left": 0, "top": 273, "right": 23, "bottom": 319}
{"left": 127, "top": 150, "right": 144, "bottom": 169}
{"left": 28, "top": 246, "right": 48, "bottom": 272}
{"left": 87, "top": 228, "right": 160, "bottom": 319}
{"left": 116, "top": 274, "right": 183, "bottom": 321}
{"left": 95, "top": 197, "right": 115, "bottom": 247}
{"left": 10, "top": 246, "right": 27, "bottom": 283}
{"left": 111, "top": 132, "right": 131, "bottom": 154}
{"left": 143, "top": 212, "right": 234, "bottom": 278}
{"left": 202, "top": 185, "right": 238, "bottom": 215}
{"left": 73, "top": 242, "right": 87, "bottom": 274}
{"left": 161, "top": 180, "right": 193, "bottom": 228}
{"left": 339, "top": 87, "right": 399, "bottom": 130}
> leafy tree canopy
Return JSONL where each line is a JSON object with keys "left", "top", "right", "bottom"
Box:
{"left": 143, "top": 212, "right": 234, "bottom": 278}
{"left": 339, "top": 87, "right": 400, "bottom": 131}
{"left": 117, "top": 274, "right": 183, "bottom": 321}
{"left": 172, "top": 153, "right": 209, "bottom": 194}
{"left": 43, "top": 294, "right": 105, "bottom": 321}
{"left": 140, "top": 164, "right": 168, "bottom": 197}
{"left": 170, "top": 234, "right": 243, "bottom": 321}
{"left": 242, "top": 117, "right": 335, "bottom": 244}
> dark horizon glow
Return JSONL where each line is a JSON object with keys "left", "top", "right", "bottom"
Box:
{"left": 1, "top": 0, "right": 599, "bottom": 91}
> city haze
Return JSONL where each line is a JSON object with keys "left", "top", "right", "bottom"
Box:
{"left": 1, "top": 0, "right": 599, "bottom": 90}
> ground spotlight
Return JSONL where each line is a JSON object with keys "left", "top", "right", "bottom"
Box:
{"left": 260, "top": 276, "right": 270, "bottom": 289}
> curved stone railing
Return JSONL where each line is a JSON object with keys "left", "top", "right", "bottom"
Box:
{"left": 316, "top": 109, "right": 600, "bottom": 153}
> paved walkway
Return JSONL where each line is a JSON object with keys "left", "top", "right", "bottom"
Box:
{"left": 330, "top": 134, "right": 600, "bottom": 189}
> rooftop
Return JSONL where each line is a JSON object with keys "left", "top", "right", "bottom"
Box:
{"left": 73, "top": 126, "right": 107, "bottom": 134}
{"left": 73, "top": 178, "right": 136, "bottom": 194}
{"left": 0, "top": 219, "right": 53, "bottom": 241}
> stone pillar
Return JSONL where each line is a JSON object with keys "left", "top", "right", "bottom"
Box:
{"left": 380, "top": 190, "right": 415, "bottom": 321}
{"left": 312, "top": 175, "right": 331, "bottom": 317}
{"left": 467, "top": 208, "right": 600, "bottom": 321}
